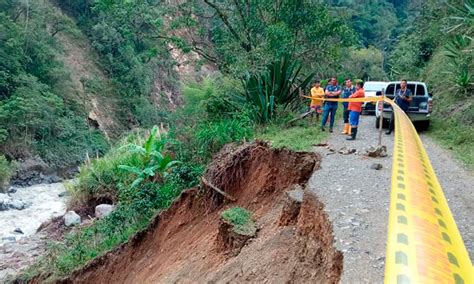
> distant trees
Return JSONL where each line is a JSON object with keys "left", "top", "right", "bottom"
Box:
{"left": 0, "top": 2, "right": 108, "bottom": 167}
{"left": 174, "top": 0, "right": 355, "bottom": 76}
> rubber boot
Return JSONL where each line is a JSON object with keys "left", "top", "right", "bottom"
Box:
{"left": 341, "top": 123, "right": 349, "bottom": 134}
{"left": 347, "top": 125, "right": 352, "bottom": 136}
{"left": 346, "top": 127, "right": 357, "bottom": 140}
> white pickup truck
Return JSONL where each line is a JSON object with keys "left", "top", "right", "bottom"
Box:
{"left": 362, "top": 81, "right": 388, "bottom": 114}
{"left": 375, "top": 81, "right": 433, "bottom": 130}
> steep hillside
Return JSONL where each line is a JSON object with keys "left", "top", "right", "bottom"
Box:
{"left": 0, "top": 1, "right": 110, "bottom": 172}
{"left": 54, "top": 23, "right": 123, "bottom": 140}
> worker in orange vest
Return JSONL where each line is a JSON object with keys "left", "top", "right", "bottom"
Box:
{"left": 347, "top": 81, "right": 365, "bottom": 141}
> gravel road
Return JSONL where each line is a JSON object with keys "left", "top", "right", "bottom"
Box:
{"left": 307, "top": 114, "right": 473, "bottom": 283}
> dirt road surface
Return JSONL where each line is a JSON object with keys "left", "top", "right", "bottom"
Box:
{"left": 308, "top": 114, "right": 474, "bottom": 283}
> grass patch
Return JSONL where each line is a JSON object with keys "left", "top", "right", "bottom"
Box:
{"left": 256, "top": 119, "right": 328, "bottom": 151}
{"left": 221, "top": 207, "right": 256, "bottom": 236}
{"left": 427, "top": 116, "right": 473, "bottom": 170}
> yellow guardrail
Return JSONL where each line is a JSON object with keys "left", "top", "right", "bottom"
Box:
{"left": 301, "top": 94, "right": 473, "bottom": 283}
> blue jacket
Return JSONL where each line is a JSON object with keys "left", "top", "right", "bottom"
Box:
{"left": 341, "top": 86, "right": 356, "bottom": 108}
{"left": 395, "top": 88, "right": 412, "bottom": 112}
{"left": 325, "top": 84, "right": 341, "bottom": 106}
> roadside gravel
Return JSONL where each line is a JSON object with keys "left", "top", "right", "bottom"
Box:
{"left": 307, "top": 114, "right": 473, "bottom": 283}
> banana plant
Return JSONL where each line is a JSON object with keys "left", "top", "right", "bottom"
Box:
{"left": 242, "top": 55, "right": 315, "bottom": 123}
{"left": 443, "top": 35, "right": 473, "bottom": 95}
{"left": 118, "top": 126, "right": 180, "bottom": 189}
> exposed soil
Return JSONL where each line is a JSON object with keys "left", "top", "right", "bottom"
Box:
{"left": 57, "top": 141, "right": 343, "bottom": 283}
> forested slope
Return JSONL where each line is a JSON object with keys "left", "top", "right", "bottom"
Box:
{"left": 2, "top": 0, "right": 471, "bottom": 176}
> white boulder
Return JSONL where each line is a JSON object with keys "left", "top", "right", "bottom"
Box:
{"left": 64, "top": 211, "right": 81, "bottom": 226}
{"left": 9, "top": 199, "right": 26, "bottom": 210}
{"left": 95, "top": 204, "right": 115, "bottom": 219}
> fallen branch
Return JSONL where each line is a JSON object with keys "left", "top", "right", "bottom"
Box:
{"left": 286, "top": 109, "right": 315, "bottom": 126}
{"left": 201, "top": 177, "right": 237, "bottom": 202}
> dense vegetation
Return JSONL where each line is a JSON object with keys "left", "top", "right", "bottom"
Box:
{"left": 0, "top": 2, "right": 109, "bottom": 168}
{"left": 2, "top": 0, "right": 472, "bottom": 280}
{"left": 386, "top": 0, "right": 473, "bottom": 167}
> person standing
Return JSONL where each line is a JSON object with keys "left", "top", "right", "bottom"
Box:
{"left": 341, "top": 78, "right": 356, "bottom": 135}
{"left": 321, "top": 77, "right": 342, "bottom": 132}
{"left": 309, "top": 80, "right": 325, "bottom": 122}
{"left": 346, "top": 81, "right": 365, "bottom": 141}
{"left": 385, "top": 79, "right": 412, "bottom": 135}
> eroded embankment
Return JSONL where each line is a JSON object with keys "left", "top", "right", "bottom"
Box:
{"left": 59, "top": 141, "right": 343, "bottom": 283}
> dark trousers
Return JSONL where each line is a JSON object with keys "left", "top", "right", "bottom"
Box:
{"left": 321, "top": 103, "right": 338, "bottom": 129}
{"left": 388, "top": 107, "right": 408, "bottom": 132}
{"left": 343, "top": 107, "right": 349, "bottom": 123}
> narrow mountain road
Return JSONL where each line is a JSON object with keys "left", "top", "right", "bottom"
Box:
{"left": 308, "top": 114, "right": 474, "bottom": 283}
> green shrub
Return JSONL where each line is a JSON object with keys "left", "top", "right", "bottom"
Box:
{"left": 167, "top": 164, "right": 204, "bottom": 189}
{"left": 221, "top": 207, "right": 256, "bottom": 235}
{"left": 71, "top": 126, "right": 181, "bottom": 203}
{"left": 118, "top": 126, "right": 180, "bottom": 189}
{"left": 242, "top": 55, "right": 315, "bottom": 123}
{"left": 0, "top": 155, "right": 12, "bottom": 188}
{"left": 169, "top": 78, "right": 255, "bottom": 163}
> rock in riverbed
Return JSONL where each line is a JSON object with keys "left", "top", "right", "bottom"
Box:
{"left": 9, "top": 199, "right": 26, "bottom": 210}
{"left": 0, "top": 194, "right": 30, "bottom": 211}
{"left": 13, "top": 228, "right": 23, "bottom": 234}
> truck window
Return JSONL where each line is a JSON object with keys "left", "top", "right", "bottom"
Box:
{"left": 385, "top": 84, "right": 396, "bottom": 95}
{"left": 407, "top": 84, "right": 416, "bottom": 95}
{"left": 415, "top": 84, "right": 426, "bottom": 96}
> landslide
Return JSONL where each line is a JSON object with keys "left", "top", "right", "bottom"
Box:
{"left": 60, "top": 141, "right": 343, "bottom": 283}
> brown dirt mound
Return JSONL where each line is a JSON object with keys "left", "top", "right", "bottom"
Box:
{"left": 59, "top": 141, "right": 342, "bottom": 283}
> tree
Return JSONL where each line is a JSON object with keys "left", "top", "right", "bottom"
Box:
{"left": 173, "top": 0, "right": 355, "bottom": 76}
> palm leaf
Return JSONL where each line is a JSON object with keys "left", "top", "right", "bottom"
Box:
{"left": 130, "top": 177, "right": 145, "bottom": 189}
{"left": 118, "top": 144, "right": 147, "bottom": 155}
{"left": 143, "top": 125, "right": 158, "bottom": 154}
{"left": 117, "top": 165, "right": 142, "bottom": 175}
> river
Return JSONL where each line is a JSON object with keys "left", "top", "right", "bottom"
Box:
{"left": 0, "top": 182, "right": 68, "bottom": 280}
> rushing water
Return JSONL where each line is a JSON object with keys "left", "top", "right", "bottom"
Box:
{"left": 0, "top": 183, "right": 68, "bottom": 243}
{"left": 0, "top": 182, "right": 69, "bottom": 280}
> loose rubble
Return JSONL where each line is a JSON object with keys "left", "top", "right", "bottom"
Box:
{"left": 364, "top": 145, "right": 388, "bottom": 158}
{"left": 370, "top": 163, "right": 383, "bottom": 170}
{"left": 10, "top": 156, "right": 52, "bottom": 187}
{"left": 338, "top": 147, "right": 357, "bottom": 155}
